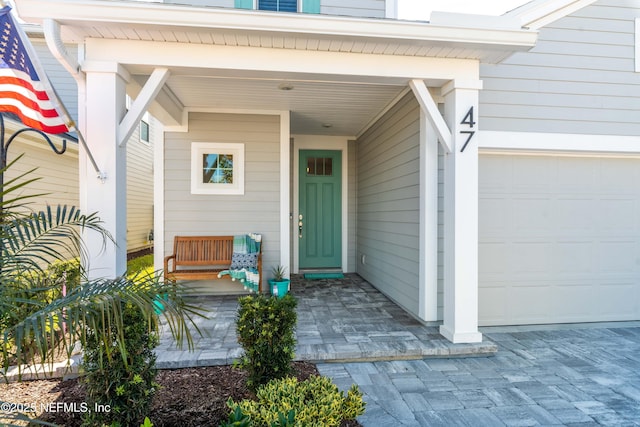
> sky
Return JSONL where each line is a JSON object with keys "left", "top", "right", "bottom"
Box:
{"left": 398, "top": 0, "right": 530, "bottom": 20}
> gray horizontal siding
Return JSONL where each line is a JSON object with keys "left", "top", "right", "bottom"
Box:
{"left": 163, "top": 0, "right": 234, "bottom": 7}
{"left": 164, "top": 112, "right": 281, "bottom": 286}
{"left": 356, "top": 93, "right": 420, "bottom": 317}
{"left": 480, "top": 0, "right": 640, "bottom": 136}
{"left": 32, "top": 40, "right": 78, "bottom": 126}
{"left": 127, "top": 124, "right": 155, "bottom": 252}
{"left": 321, "top": 0, "right": 385, "bottom": 18}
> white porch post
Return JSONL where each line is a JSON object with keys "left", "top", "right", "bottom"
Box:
{"left": 81, "top": 64, "right": 129, "bottom": 279}
{"left": 418, "top": 110, "right": 439, "bottom": 321}
{"left": 279, "top": 111, "right": 291, "bottom": 277}
{"left": 439, "top": 79, "right": 483, "bottom": 343}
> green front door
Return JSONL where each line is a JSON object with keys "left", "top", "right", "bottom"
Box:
{"left": 299, "top": 150, "right": 342, "bottom": 269}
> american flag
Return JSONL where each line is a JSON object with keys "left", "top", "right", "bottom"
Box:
{"left": 0, "top": 5, "right": 70, "bottom": 134}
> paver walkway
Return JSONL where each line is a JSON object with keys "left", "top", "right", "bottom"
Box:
{"left": 318, "top": 325, "right": 640, "bottom": 426}
{"left": 156, "top": 274, "right": 640, "bottom": 426}
{"left": 155, "top": 274, "right": 495, "bottom": 368}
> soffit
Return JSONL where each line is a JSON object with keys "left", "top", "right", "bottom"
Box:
{"left": 160, "top": 76, "right": 407, "bottom": 136}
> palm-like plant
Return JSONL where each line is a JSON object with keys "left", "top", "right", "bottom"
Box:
{"left": 0, "top": 157, "right": 204, "bottom": 381}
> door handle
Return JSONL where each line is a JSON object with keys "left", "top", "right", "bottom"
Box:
{"left": 298, "top": 214, "right": 303, "bottom": 238}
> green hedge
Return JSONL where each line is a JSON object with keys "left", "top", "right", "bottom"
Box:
{"left": 226, "top": 375, "right": 365, "bottom": 427}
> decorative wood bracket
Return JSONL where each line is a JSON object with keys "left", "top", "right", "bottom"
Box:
{"left": 118, "top": 67, "right": 170, "bottom": 147}
{"left": 409, "top": 79, "right": 452, "bottom": 154}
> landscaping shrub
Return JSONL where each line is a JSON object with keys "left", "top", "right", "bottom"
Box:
{"left": 236, "top": 293, "right": 297, "bottom": 390}
{"left": 127, "top": 254, "right": 155, "bottom": 278}
{"left": 1, "top": 258, "right": 81, "bottom": 367}
{"left": 226, "top": 375, "right": 366, "bottom": 427}
{"left": 81, "top": 302, "right": 159, "bottom": 427}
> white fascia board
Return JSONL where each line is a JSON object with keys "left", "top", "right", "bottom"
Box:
{"left": 480, "top": 131, "right": 640, "bottom": 157}
{"left": 15, "top": 0, "right": 537, "bottom": 50}
{"left": 504, "top": 0, "right": 598, "bottom": 30}
{"left": 84, "top": 39, "right": 480, "bottom": 83}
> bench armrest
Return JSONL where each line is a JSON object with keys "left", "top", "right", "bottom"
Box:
{"left": 164, "top": 254, "right": 176, "bottom": 275}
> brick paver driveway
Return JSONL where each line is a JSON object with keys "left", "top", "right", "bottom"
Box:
{"left": 319, "top": 325, "right": 640, "bottom": 426}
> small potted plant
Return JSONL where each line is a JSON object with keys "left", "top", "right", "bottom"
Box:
{"left": 268, "top": 265, "right": 290, "bottom": 298}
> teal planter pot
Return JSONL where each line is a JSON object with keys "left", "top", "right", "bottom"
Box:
{"left": 268, "top": 279, "right": 290, "bottom": 298}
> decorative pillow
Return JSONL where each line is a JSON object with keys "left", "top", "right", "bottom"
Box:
{"left": 230, "top": 252, "right": 258, "bottom": 270}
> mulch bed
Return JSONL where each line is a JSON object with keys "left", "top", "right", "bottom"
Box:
{"left": 0, "top": 363, "right": 362, "bottom": 426}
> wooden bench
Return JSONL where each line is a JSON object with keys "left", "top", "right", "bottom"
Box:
{"left": 164, "top": 235, "right": 263, "bottom": 292}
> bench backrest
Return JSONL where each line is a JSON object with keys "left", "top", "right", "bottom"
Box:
{"left": 173, "top": 235, "right": 234, "bottom": 266}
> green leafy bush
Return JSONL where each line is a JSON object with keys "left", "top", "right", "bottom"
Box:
{"left": 236, "top": 294, "right": 297, "bottom": 390}
{"left": 227, "top": 375, "right": 366, "bottom": 427}
{"left": 1, "top": 258, "right": 81, "bottom": 367}
{"left": 81, "top": 302, "right": 159, "bottom": 427}
{"left": 127, "top": 254, "right": 154, "bottom": 278}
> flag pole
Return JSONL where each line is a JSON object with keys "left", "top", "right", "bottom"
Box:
{"left": 49, "top": 84, "right": 107, "bottom": 182}
{"left": 8, "top": 4, "right": 107, "bottom": 182}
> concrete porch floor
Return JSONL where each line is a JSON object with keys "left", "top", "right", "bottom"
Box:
{"left": 155, "top": 274, "right": 496, "bottom": 369}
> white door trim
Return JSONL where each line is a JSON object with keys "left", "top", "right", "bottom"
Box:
{"left": 292, "top": 135, "right": 349, "bottom": 274}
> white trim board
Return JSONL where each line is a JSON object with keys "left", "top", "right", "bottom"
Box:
{"left": 292, "top": 135, "right": 349, "bottom": 274}
{"left": 480, "top": 131, "right": 640, "bottom": 158}
{"left": 153, "top": 120, "right": 165, "bottom": 273}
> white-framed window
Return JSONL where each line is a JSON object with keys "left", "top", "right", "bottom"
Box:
{"left": 235, "top": 0, "right": 318, "bottom": 13}
{"left": 191, "top": 142, "right": 245, "bottom": 195}
{"left": 140, "top": 112, "right": 150, "bottom": 144}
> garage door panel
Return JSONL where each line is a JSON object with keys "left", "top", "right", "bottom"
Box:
{"left": 512, "top": 156, "right": 554, "bottom": 191}
{"left": 550, "top": 283, "right": 598, "bottom": 322}
{"left": 479, "top": 242, "right": 509, "bottom": 275}
{"left": 514, "top": 198, "right": 554, "bottom": 235}
{"left": 508, "top": 282, "right": 553, "bottom": 324}
{"left": 480, "top": 156, "right": 512, "bottom": 192}
{"left": 511, "top": 242, "right": 554, "bottom": 277}
{"left": 556, "top": 199, "right": 593, "bottom": 234}
{"left": 600, "top": 199, "right": 636, "bottom": 234}
{"left": 556, "top": 158, "right": 598, "bottom": 193}
{"left": 598, "top": 161, "right": 639, "bottom": 192}
{"left": 598, "top": 241, "right": 637, "bottom": 274}
{"left": 598, "top": 282, "right": 639, "bottom": 319}
{"left": 479, "top": 286, "right": 507, "bottom": 324}
{"left": 479, "top": 154, "right": 640, "bottom": 326}
{"left": 479, "top": 197, "right": 508, "bottom": 238}
{"left": 553, "top": 242, "right": 594, "bottom": 276}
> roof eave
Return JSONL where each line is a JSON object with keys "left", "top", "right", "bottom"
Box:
{"left": 15, "top": 0, "right": 538, "bottom": 54}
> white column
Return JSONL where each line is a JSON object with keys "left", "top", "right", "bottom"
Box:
{"left": 279, "top": 112, "right": 291, "bottom": 277}
{"left": 81, "top": 64, "right": 128, "bottom": 279}
{"left": 439, "top": 79, "right": 483, "bottom": 343}
{"left": 419, "top": 110, "right": 439, "bottom": 321}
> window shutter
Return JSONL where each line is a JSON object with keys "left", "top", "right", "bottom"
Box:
{"left": 235, "top": 0, "right": 253, "bottom": 9}
{"left": 302, "top": 0, "right": 320, "bottom": 14}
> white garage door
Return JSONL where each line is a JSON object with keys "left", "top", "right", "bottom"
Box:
{"left": 479, "top": 154, "right": 640, "bottom": 326}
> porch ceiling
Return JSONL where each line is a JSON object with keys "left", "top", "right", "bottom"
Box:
{"left": 151, "top": 75, "right": 407, "bottom": 136}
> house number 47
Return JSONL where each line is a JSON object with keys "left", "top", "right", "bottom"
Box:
{"left": 460, "top": 107, "right": 475, "bottom": 153}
